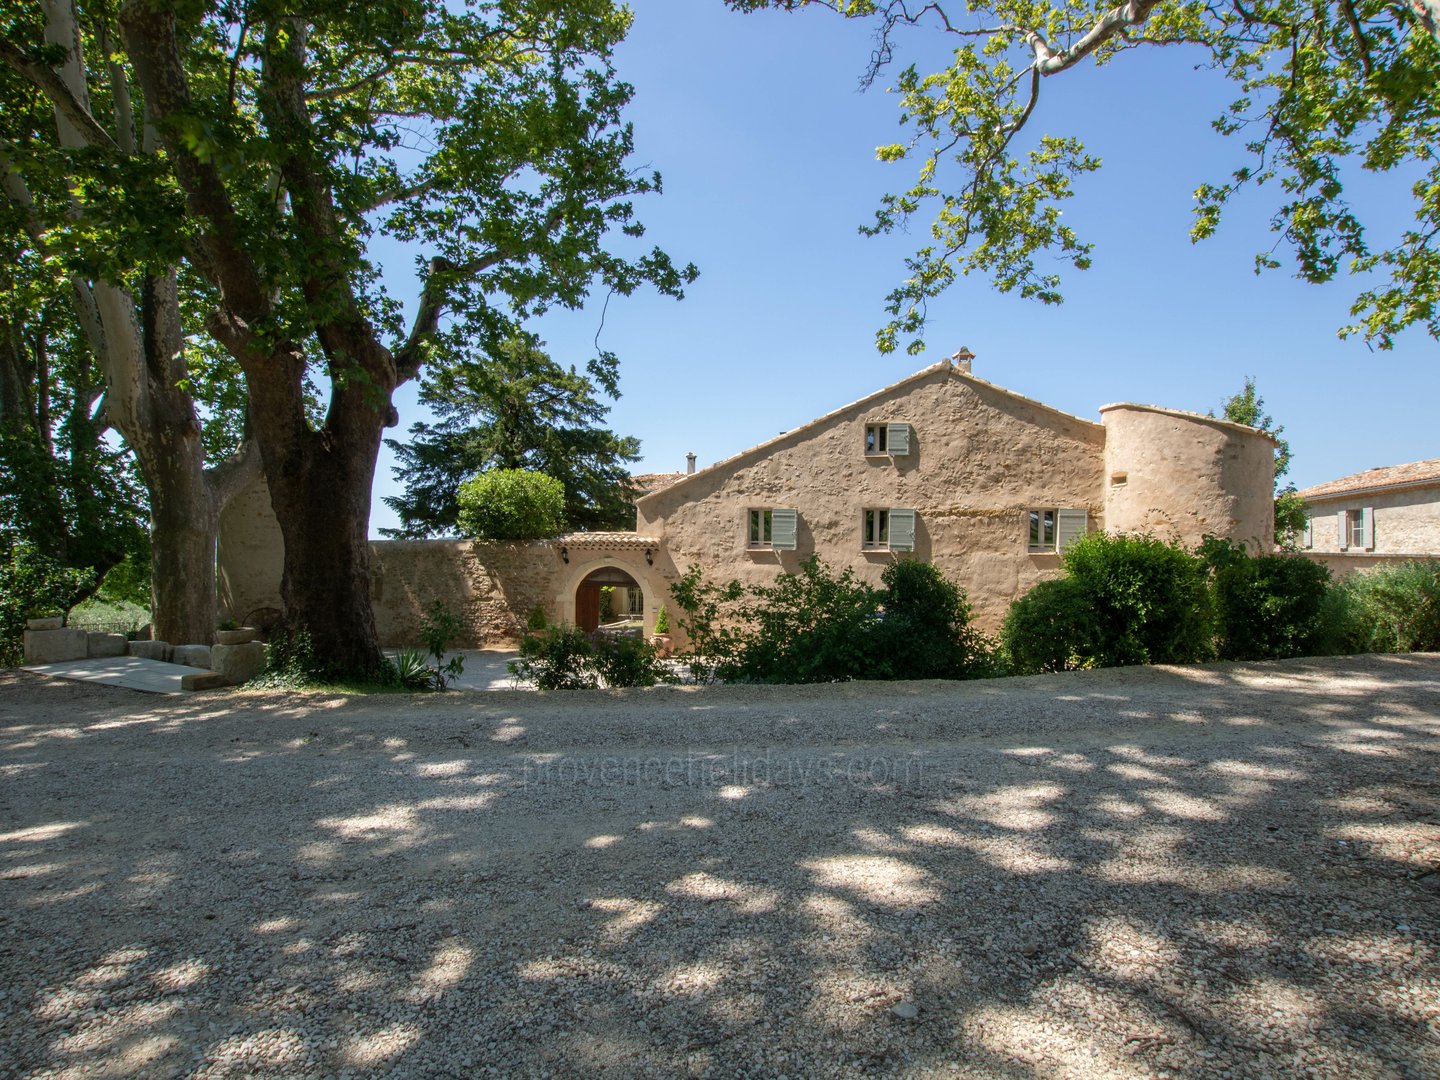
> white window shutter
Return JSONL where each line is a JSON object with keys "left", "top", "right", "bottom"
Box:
{"left": 771, "top": 508, "right": 798, "bottom": 551}
{"left": 888, "top": 508, "right": 916, "bottom": 551}
{"left": 886, "top": 423, "right": 911, "bottom": 456}
{"left": 1361, "top": 506, "right": 1374, "bottom": 550}
{"left": 1057, "top": 509, "right": 1088, "bottom": 553}
{"left": 1302, "top": 518, "right": 1312, "bottom": 549}
{"left": 1338, "top": 510, "right": 1348, "bottom": 550}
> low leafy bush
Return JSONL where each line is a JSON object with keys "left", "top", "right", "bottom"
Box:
{"left": 670, "top": 556, "right": 994, "bottom": 684}
{"left": 733, "top": 558, "right": 885, "bottom": 683}
{"left": 871, "top": 559, "right": 1000, "bottom": 680}
{"left": 254, "top": 628, "right": 323, "bottom": 689}
{"left": 1336, "top": 560, "right": 1440, "bottom": 653}
{"left": 510, "top": 625, "right": 599, "bottom": 689}
{"left": 509, "top": 625, "right": 672, "bottom": 689}
{"left": 1001, "top": 577, "right": 1098, "bottom": 675}
{"left": 1202, "top": 539, "right": 1333, "bottom": 660}
{"left": 1062, "top": 532, "right": 1214, "bottom": 667}
{"left": 591, "top": 633, "right": 670, "bottom": 688}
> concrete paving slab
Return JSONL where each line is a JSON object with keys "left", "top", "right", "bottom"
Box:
{"left": 23, "top": 655, "right": 209, "bottom": 695}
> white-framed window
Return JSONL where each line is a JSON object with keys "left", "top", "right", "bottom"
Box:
{"left": 627, "top": 588, "right": 644, "bottom": 616}
{"left": 1340, "top": 507, "right": 1374, "bottom": 551}
{"left": 748, "top": 508, "right": 798, "bottom": 551}
{"left": 863, "top": 508, "right": 889, "bottom": 548}
{"left": 1028, "top": 509, "right": 1056, "bottom": 552}
{"left": 863, "top": 508, "right": 916, "bottom": 551}
{"left": 748, "top": 508, "right": 773, "bottom": 548}
{"left": 864, "top": 424, "right": 889, "bottom": 455}
{"left": 864, "top": 422, "right": 912, "bottom": 456}
{"left": 1029, "top": 508, "right": 1088, "bottom": 553}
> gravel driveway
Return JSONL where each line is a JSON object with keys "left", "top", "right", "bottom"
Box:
{"left": 2, "top": 655, "right": 1438, "bottom": 1079}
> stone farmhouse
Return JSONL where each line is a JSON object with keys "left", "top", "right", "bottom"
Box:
{"left": 1297, "top": 458, "right": 1440, "bottom": 576}
{"left": 218, "top": 354, "right": 1277, "bottom": 648}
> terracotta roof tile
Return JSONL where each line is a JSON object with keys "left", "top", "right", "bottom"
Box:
{"left": 630, "top": 471, "right": 686, "bottom": 495}
{"left": 1298, "top": 458, "right": 1440, "bottom": 500}
{"left": 552, "top": 532, "right": 660, "bottom": 550}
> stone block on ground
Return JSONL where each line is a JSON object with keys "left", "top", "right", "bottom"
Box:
{"left": 172, "top": 644, "right": 212, "bottom": 669}
{"left": 26, "top": 617, "right": 63, "bottom": 631}
{"left": 211, "top": 641, "right": 267, "bottom": 686}
{"left": 23, "top": 627, "right": 89, "bottom": 664}
{"left": 181, "top": 670, "right": 230, "bottom": 692}
{"left": 86, "top": 632, "right": 128, "bottom": 658}
{"left": 127, "top": 640, "right": 172, "bottom": 662}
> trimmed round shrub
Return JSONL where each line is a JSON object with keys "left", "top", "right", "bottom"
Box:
{"left": 456, "top": 468, "right": 565, "bottom": 541}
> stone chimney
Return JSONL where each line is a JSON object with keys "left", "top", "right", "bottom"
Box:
{"left": 686, "top": 452, "right": 697, "bottom": 474}
{"left": 952, "top": 346, "right": 975, "bottom": 373}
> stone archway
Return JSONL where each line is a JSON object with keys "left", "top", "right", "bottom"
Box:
{"left": 574, "top": 565, "right": 641, "bottom": 633}
{"left": 550, "top": 534, "right": 666, "bottom": 635}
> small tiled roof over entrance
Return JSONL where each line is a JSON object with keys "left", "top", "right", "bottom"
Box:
{"left": 552, "top": 532, "right": 661, "bottom": 551}
{"left": 1297, "top": 458, "right": 1440, "bottom": 501}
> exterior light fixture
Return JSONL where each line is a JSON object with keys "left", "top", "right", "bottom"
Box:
{"left": 644, "top": 548, "right": 654, "bottom": 566}
{"left": 559, "top": 546, "right": 569, "bottom": 564}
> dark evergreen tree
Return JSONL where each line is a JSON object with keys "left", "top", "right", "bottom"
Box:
{"left": 383, "top": 336, "right": 641, "bottom": 538}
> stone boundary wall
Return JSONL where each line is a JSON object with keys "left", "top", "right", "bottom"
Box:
{"left": 370, "top": 539, "right": 567, "bottom": 648}
{"left": 1299, "top": 551, "right": 1440, "bottom": 579}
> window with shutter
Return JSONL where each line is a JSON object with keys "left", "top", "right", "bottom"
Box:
{"left": 771, "top": 508, "right": 798, "bottom": 551}
{"left": 1338, "top": 510, "right": 1349, "bottom": 550}
{"left": 1360, "top": 506, "right": 1374, "bottom": 550}
{"left": 1056, "top": 509, "right": 1088, "bottom": 553}
{"left": 748, "top": 509, "right": 772, "bottom": 548}
{"left": 886, "top": 423, "right": 911, "bottom": 456}
{"left": 888, "top": 508, "right": 916, "bottom": 551}
{"left": 1302, "top": 518, "right": 1313, "bottom": 549}
{"left": 863, "top": 508, "right": 889, "bottom": 548}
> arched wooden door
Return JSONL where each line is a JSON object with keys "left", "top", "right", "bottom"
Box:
{"left": 575, "top": 566, "right": 640, "bottom": 633}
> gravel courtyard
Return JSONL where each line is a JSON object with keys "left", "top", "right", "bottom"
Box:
{"left": 2, "top": 655, "right": 1438, "bottom": 1079}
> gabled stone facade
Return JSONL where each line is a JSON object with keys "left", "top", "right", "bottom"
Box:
{"left": 635, "top": 358, "right": 1276, "bottom": 635}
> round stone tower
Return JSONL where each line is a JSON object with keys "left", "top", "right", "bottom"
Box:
{"left": 1100, "top": 403, "right": 1276, "bottom": 552}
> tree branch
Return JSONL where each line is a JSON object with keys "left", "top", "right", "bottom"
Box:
{"left": 0, "top": 40, "right": 119, "bottom": 151}
{"left": 393, "top": 253, "right": 504, "bottom": 383}
{"left": 1027, "top": 0, "right": 1163, "bottom": 76}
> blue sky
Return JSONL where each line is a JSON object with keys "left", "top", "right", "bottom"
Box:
{"left": 371, "top": 1, "right": 1438, "bottom": 537}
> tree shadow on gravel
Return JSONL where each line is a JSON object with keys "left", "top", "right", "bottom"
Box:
{"left": 1, "top": 655, "right": 1437, "bottom": 1078}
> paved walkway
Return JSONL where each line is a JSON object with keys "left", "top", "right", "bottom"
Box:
{"left": 22, "top": 655, "right": 200, "bottom": 694}
{"left": 443, "top": 649, "right": 524, "bottom": 690}
{"left": 24, "top": 648, "right": 526, "bottom": 695}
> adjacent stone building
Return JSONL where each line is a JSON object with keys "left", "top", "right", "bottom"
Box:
{"left": 1297, "top": 458, "right": 1440, "bottom": 576}
{"left": 218, "top": 354, "right": 1277, "bottom": 647}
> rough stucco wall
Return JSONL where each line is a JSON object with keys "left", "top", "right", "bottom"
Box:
{"left": 370, "top": 539, "right": 568, "bottom": 647}
{"left": 217, "top": 477, "right": 285, "bottom": 624}
{"left": 637, "top": 367, "right": 1106, "bottom": 633}
{"left": 1302, "top": 487, "right": 1440, "bottom": 556}
{"left": 1101, "top": 406, "right": 1275, "bottom": 553}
